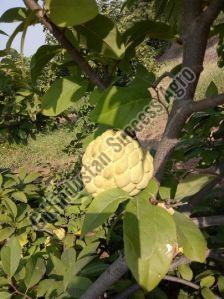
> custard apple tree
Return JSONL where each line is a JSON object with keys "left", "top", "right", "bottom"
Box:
{"left": 1, "top": 0, "right": 224, "bottom": 298}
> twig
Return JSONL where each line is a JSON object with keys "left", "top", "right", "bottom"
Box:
{"left": 112, "top": 249, "right": 224, "bottom": 299}
{"left": 80, "top": 214, "right": 224, "bottom": 299}
{"left": 23, "top": 0, "right": 107, "bottom": 90}
{"left": 150, "top": 72, "right": 176, "bottom": 115}
{"left": 164, "top": 275, "right": 199, "bottom": 290}
{"left": 112, "top": 273, "right": 200, "bottom": 299}
{"left": 169, "top": 255, "right": 191, "bottom": 271}
{"left": 10, "top": 283, "right": 32, "bottom": 299}
{"left": 152, "top": 72, "right": 174, "bottom": 89}
{"left": 192, "top": 215, "right": 224, "bottom": 228}
{"left": 179, "top": 176, "right": 224, "bottom": 214}
{"left": 153, "top": 90, "right": 169, "bottom": 115}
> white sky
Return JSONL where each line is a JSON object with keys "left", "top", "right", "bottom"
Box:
{"left": 0, "top": 0, "right": 45, "bottom": 56}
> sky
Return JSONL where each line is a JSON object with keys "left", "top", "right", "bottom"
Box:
{"left": 0, "top": 0, "right": 45, "bottom": 56}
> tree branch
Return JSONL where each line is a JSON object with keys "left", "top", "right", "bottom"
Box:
{"left": 153, "top": 101, "right": 192, "bottom": 180}
{"left": 192, "top": 93, "right": 224, "bottom": 112}
{"left": 151, "top": 72, "right": 173, "bottom": 114}
{"left": 179, "top": 175, "right": 224, "bottom": 215}
{"left": 80, "top": 215, "right": 224, "bottom": 298}
{"left": 164, "top": 275, "right": 199, "bottom": 290}
{"left": 80, "top": 254, "right": 128, "bottom": 299}
{"left": 112, "top": 276, "right": 200, "bottom": 299}
{"left": 112, "top": 250, "right": 224, "bottom": 299}
{"left": 153, "top": 91, "right": 224, "bottom": 181}
{"left": 152, "top": 72, "right": 174, "bottom": 89}
{"left": 23, "top": 0, "right": 107, "bottom": 90}
{"left": 192, "top": 215, "right": 224, "bottom": 228}
{"left": 200, "top": 0, "right": 224, "bottom": 25}
{"left": 182, "top": 0, "right": 223, "bottom": 101}
{"left": 154, "top": 0, "right": 224, "bottom": 179}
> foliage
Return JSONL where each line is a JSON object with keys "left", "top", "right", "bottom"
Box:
{"left": 0, "top": 50, "right": 39, "bottom": 143}
{"left": 0, "top": 49, "right": 66, "bottom": 144}
{"left": 1, "top": 0, "right": 224, "bottom": 298}
{"left": 0, "top": 169, "right": 108, "bottom": 298}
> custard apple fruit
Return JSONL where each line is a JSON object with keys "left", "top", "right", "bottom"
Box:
{"left": 81, "top": 130, "right": 154, "bottom": 197}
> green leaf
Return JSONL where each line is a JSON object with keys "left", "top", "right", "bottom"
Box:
{"left": 178, "top": 264, "right": 193, "bottom": 281}
{"left": 17, "top": 89, "right": 33, "bottom": 97}
{"left": 24, "top": 257, "right": 46, "bottom": 289}
{"left": 18, "top": 168, "right": 27, "bottom": 181}
{"left": 218, "top": 276, "right": 224, "bottom": 296}
{"left": 175, "top": 174, "right": 215, "bottom": 201}
{"left": 201, "top": 288, "right": 217, "bottom": 299}
{"left": 6, "top": 22, "right": 24, "bottom": 49}
{"left": 122, "top": 0, "right": 138, "bottom": 10}
{"left": 129, "top": 290, "right": 145, "bottom": 299}
{"left": 1, "top": 237, "right": 21, "bottom": 278}
{"left": 67, "top": 276, "right": 92, "bottom": 297}
{"left": 12, "top": 191, "right": 27, "bottom": 203}
{"left": 42, "top": 76, "right": 88, "bottom": 116}
{"left": 61, "top": 248, "right": 77, "bottom": 289}
{"left": 0, "top": 292, "right": 11, "bottom": 299}
{"left": 36, "top": 279, "right": 56, "bottom": 297}
{"left": 177, "top": 290, "right": 189, "bottom": 299}
{"left": 24, "top": 172, "right": 39, "bottom": 184}
{"left": 79, "top": 261, "right": 108, "bottom": 276}
{"left": 200, "top": 276, "right": 215, "bottom": 288}
{"left": 124, "top": 197, "right": 177, "bottom": 291}
{"left": 50, "top": 255, "right": 66, "bottom": 276}
{"left": 81, "top": 188, "right": 129, "bottom": 237}
{"left": 82, "top": 125, "right": 111, "bottom": 149}
{"left": 90, "top": 67, "right": 155, "bottom": 128}
{"left": 0, "top": 7, "right": 27, "bottom": 23}
{"left": 173, "top": 212, "right": 207, "bottom": 263}
{"left": 61, "top": 248, "right": 77, "bottom": 266}
{"left": 206, "top": 81, "right": 218, "bottom": 98}
{"left": 159, "top": 176, "right": 177, "bottom": 200}
{"left": 0, "top": 214, "right": 12, "bottom": 224}
{"left": 123, "top": 20, "right": 176, "bottom": 59}
{"left": 136, "top": 178, "right": 159, "bottom": 200}
{"left": 30, "top": 45, "right": 62, "bottom": 83}
{"left": 147, "top": 287, "right": 168, "bottom": 299}
{"left": 47, "top": 0, "right": 98, "bottom": 27}
{"left": 74, "top": 242, "right": 99, "bottom": 276}
{"left": 0, "top": 174, "right": 3, "bottom": 187}
{"left": 20, "top": 11, "right": 36, "bottom": 55}
{"left": 0, "top": 227, "right": 15, "bottom": 242}
{"left": 4, "top": 198, "right": 17, "bottom": 218}
{"left": 75, "top": 14, "right": 125, "bottom": 59}
{"left": 0, "top": 30, "right": 8, "bottom": 36}
{"left": 124, "top": 20, "right": 176, "bottom": 42}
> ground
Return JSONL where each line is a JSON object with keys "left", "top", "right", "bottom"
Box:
{"left": 138, "top": 38, "right": 224, "bottom": 149}
{"left": 0, "top": 128, "right": 76, "bottom": 176}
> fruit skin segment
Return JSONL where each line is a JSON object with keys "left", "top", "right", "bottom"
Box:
{"left": 81, "top": 130, "right": 154, "bottom": 197}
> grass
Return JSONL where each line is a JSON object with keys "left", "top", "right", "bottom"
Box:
{"left": 196, "top": 63, "right": 224, "bottom": 99}
{"left": 0, "top": 128, "right": 76, "bottom": 172}
{"left": 159, "top": 59, "right": 224, "bottom": 100}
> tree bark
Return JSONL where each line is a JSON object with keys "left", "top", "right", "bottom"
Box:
{"left": 23, "top": 0, "right": 107, "bottom": 90}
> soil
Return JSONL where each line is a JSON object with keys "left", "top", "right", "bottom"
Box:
{"left": 137, "top": 36, "right": 219, "bottom": 150}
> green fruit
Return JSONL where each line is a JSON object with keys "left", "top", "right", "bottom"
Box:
{"left": 81, "top": 130, "right": 154, "bottom": 197}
